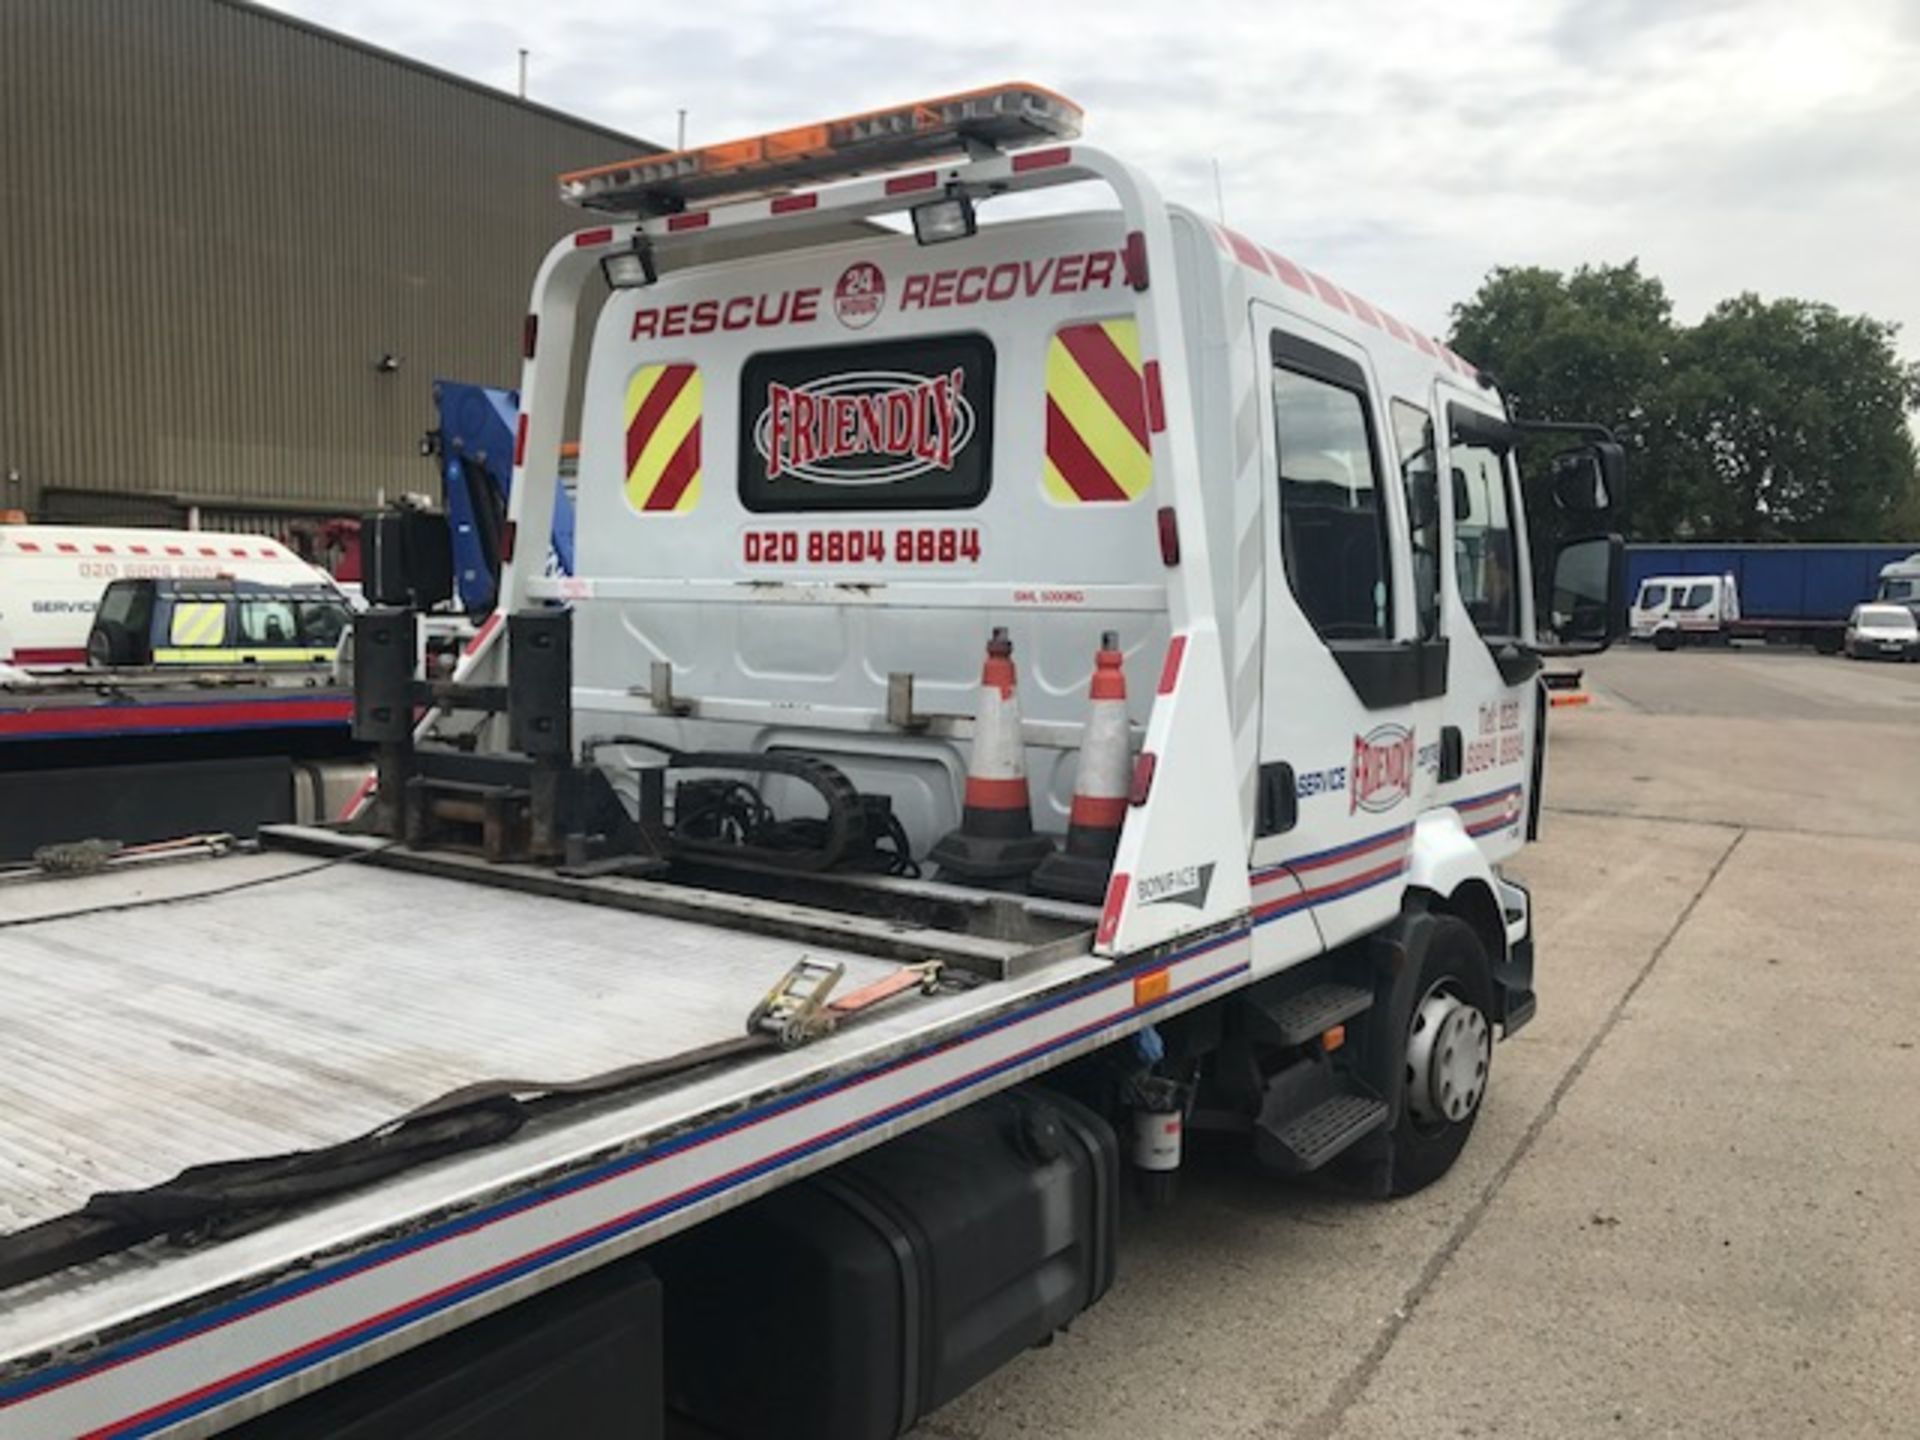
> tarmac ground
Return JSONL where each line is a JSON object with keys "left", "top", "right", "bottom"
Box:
{"left": 924, "top": 642, "right": 1920, "bottom": 1440}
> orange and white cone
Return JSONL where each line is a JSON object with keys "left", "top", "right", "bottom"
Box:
{"left": 930, "top": 627, "right": 1055, "bottom": 883}
{"left": 1034, "top": 632, "right": 1133, "bottom": 902}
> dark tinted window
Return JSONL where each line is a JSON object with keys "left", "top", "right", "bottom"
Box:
{"left": 1391, "top": 400, "right": 1440, "bottom": 640}
{"left": 96, "top": 581, "right": 145, "bottom": 629}
{"left": 1274, "top": 367, "right": 1390, "bottom": 641}
{"left": 738, "top": 334, "right": 994, "bottom": 513}
{"left": 299, "top": 600, "right": 349, "bottom": 646}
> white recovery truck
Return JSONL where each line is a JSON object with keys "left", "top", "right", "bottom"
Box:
{"left": 0, "top": 85, "right": 1626, "bottom": 1439}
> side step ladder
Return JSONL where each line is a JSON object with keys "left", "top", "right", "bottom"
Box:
{"left": 1245, "top": 980, "right": 1389, "bottom": 1175}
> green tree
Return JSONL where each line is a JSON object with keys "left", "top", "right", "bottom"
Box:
{"left": 1448, "top": 261, "right": 1699, "bottom": 538}
{"left": 1447, "top": 262, "right": 1920, "bottom": 541}
{"left": 1667, "top": 296, "right": 1920, "bottom": 540}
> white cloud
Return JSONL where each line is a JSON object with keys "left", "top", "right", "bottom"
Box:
{"left": 262, "top": 0, "right": 1920, "bottom": 368}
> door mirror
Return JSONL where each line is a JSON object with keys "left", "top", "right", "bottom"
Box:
{"left": 1546, "top": 533, "right": 1624, "bottom": 649}
{"left": 1406, "top": 461, "right": 1441, "bottom": 529}
{"left": 1450, "top": 467, "right": 1472, "bottom": 522}
{"left": 1549, "top": 442, "right": 1625, "bottom": 514}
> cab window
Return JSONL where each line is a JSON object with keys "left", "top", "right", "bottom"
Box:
{"left": 239, "top": 599, "right": 300, "bottom": 646}
{"left": 1451, "top": 440, "right": 1519, "bottom": 638}
{"left": 1273, "top": 358, "right": 1391, "bottom": 642}
{"left": 1639, "top": 583, "right": 1669, "bottom": 609}
{"left": 97, "top": 581, "right": 151, "bottom": 633}
{"left": 298, "top": 599, "right": 349, "bottom": 647}
{"left": 1391, "top": 400, "right": 1440, "bottom": 640}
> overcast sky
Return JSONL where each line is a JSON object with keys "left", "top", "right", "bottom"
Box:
{"left": 263, "top": 0, "right": 1919, "bottom": 371}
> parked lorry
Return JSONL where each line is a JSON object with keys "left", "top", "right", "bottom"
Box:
{"left": 1625, "top": 542, "right": 1919, "bottom": 652}
{"left": 0, "top": 85, "right": 1625, "bottom": 1438}
{"left": 1876, "top": 551, "right": 1920, "bottom": 612}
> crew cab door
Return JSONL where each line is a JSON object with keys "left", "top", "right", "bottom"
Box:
{"left": 1431, "top": 386, "right": 1535, "bottom": 856}
{"left": 1250, "top": 309, "right": 1428, "bottom": 964}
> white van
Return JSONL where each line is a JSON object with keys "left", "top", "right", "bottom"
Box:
{"left": 0, "top": 525, "right": 337, "bottom": 668}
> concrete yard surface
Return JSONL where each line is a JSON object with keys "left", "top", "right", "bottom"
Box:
{"left": 918, "top": 645, "right": 1920, "bottom": 1439}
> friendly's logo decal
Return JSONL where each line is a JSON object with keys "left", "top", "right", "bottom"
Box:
{"left": 833, "top": 262, "right": 885, "bottom": 329}
{"left": 753, "top": 369, "right": 976, "bottom": 486}
{"left": 1350, "top": 724, "right": 1415, "bottom": 814}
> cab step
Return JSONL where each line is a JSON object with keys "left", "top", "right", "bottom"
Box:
{"left": 1251, "top": 1051, "right": 1391, "bottom": 1175}
{"left": 1256, "top": 1090, "right": 1390, "bottom": 1175}
{"left": 1248, "top": 981, "right": 1374, "bottom": 1048}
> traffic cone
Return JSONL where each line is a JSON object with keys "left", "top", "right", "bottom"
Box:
{"left": 930, "top": 627, "right": 1054, "bottom": 883}
{"left": 1033, "top": 632, "right": 1133, "bottom": 902}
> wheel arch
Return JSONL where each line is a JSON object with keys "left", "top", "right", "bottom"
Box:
{"left": 1404, "top": 808, "right": 1508, "bottom": 968}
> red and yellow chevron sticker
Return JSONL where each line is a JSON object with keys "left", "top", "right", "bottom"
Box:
{"left": 1044, "top": 319, "right": 1151, "bottom": 504}
{"left": 624, "top": 362, "right": 702, "bottom": 514}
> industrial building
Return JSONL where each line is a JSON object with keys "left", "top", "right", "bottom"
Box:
{"left": 0, "top": 0, "right": 661, "bottom": 541}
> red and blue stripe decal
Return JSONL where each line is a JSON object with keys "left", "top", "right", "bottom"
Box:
{"left": 1455, "top": 783, "right": 1525, "bottom": 838}
{"left": 0, "top": 931, "right": 1251, "bottom": 1436}
{"left": 0, "top": 694, "right": 351, "bottom": 742}
{"left": 1250, "top": 822, "right": 1416, "bottom": 925}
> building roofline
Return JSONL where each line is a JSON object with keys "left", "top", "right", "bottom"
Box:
{"left": 215, "top": 0, "right": 662, "bottom": 155}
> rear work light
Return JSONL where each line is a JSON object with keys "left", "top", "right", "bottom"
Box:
{"left": 601, "top": 241, "right": 657, "bottom": 289}
{"left": 557, "top": 83, "right": 1083, "bottom": 216}
{"left": 911, "top": 191, "right": 978, "bottom": 246}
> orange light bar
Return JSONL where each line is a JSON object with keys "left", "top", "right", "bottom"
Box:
{"left": 558, "top": 82, "right": 1084, "bottom": 216}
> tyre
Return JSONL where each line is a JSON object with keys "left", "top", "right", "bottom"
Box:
{"left": 1379, "top": 916, "right": 1495, "bottom": 1195}
{"left": 86, "top": 624, "right": 135, "bottom": 667}
{"left": 1329, "top": 913, "right": 1497, "bottom": 1199}
{"left": 1652, "top": 628, "right": 1680, "bottom": 652}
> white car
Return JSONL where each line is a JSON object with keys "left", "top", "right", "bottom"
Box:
{"left": 1845, "top": 603, "right": 1919, "bottom": 661}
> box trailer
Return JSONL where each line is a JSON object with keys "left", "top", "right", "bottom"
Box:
{"left": 1625, "top": 542, "right": 1919, "bottom": 651}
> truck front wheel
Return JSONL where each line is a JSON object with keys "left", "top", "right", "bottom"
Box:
{"left": 1332, "top": 914, "right": 1496, "bottom": 1198}
{"left": 1381, "top": 917, "right": 1495, "bottom": 1195}
{"left": 1652, "top": 628, "right": 1680, "bottom": 652}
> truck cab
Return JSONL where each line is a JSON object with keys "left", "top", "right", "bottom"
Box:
{"left": 1877, "top": 553, "right": 1920, "bottom": 616}
{"left": 1631, "top": 571, "right": 1737, "bottom": 648}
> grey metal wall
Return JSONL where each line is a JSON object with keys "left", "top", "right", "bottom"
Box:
{"left": 0, "top": 0, "right": 657, "bottom": 523}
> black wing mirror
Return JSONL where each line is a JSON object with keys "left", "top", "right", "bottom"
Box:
{"left": 1550, "top": 442, "right": 1625, "bottom": 515}
{"left": 1544, "top": 533, "right": 1625, "bottom": 651}
{"left": 1450, "top": 467, "right": 1472, "bottom": 523}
